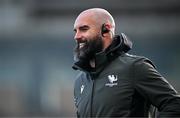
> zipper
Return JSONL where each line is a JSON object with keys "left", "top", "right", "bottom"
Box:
{"left": 90, "top": 78, "right": 95, "bottom": 117}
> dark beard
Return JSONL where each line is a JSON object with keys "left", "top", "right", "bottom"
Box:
{"left": 73, "top": 35, "right": 103, "bottom": 62}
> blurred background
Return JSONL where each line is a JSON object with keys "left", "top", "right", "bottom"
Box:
{"left": 0, "top": 0, "right": 180, "bottom": 117}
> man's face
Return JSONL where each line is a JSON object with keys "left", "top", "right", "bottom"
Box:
{"left": 73, "top": 14, "right": 103, "bottom": 61}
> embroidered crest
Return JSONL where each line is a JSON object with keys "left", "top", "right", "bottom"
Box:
{"left": 105, "top": 75, "right": 118, "bottom": 87}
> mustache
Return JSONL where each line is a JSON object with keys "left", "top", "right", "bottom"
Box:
{"left": 77, "top": 39, "right": 87, "bottom": 44}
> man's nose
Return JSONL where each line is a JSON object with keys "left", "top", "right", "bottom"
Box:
{"left": 74, "top": 32, "right": 82, "bottom": 41}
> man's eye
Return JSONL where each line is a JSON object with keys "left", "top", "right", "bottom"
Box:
{"left": 81, "top": 28, "right": 88, "bottom": 31}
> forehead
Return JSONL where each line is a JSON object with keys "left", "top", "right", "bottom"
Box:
{"left": 74, "top": 13, "right": 97, "bottom": 29}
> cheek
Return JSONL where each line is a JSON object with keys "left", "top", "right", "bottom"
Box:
{"left": 81, "top": 33, "right": 91, "bottom": 41}
{"left": 88, "top": 28, "right": 100, "bottom": 37}
{"left": 87, "top": 32, "right": 101, "bottom": 41}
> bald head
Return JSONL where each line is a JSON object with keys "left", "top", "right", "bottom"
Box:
{"left": 80, "top": 8, "right": 115, "bottom": 27}
{"left": 74, "top": 8, "right": 115, "bottom": 35}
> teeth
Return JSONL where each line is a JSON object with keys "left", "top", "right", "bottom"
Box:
{"left": 79, "top": 43, "right": 85, "bottom": 48}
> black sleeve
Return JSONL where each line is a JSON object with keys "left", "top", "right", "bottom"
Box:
{"left": 133, "top": 58, "right": 180, "bottom": 117}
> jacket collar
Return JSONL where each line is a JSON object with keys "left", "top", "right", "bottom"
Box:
{"left": 72, "top": 33, "right": 132, "bottom": 76}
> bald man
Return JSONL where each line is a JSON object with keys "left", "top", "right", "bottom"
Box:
{"left": 72, "top": 8, "right": 180, "bottom": 117}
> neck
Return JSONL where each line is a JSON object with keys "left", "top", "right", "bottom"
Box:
{"left": 102, "top": 36, "right": 113, "bottom": 51}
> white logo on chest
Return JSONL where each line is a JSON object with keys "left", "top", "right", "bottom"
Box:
{"left": 105, "top": 75, "right": 118, "bottom": 87}
{"left": 80, "top": 85, "right": 85, "bottom": 94}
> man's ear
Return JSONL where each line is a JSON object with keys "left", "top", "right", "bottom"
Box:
{"left": 101, "top": 23, "right": 110, "bottom": 37}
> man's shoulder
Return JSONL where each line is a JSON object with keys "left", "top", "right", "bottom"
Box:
{"left": 118, "top": 53, "right": 155, "bottom": 68}
{"left": 119, "top": 53, "right": 147, "bottom": 63}
{"left": 121, "top": 53, "right": 156, "bottom": 71}
{"left": 123, "top": 53, "right": 144, "bottom": 59}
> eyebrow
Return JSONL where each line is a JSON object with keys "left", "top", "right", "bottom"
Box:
{"left": 74, "top": 25, "right": 90, "bottom": 32}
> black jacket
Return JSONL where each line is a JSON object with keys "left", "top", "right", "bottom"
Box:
{"left": 73, "top": 34, "right": 180, "bottom": 117}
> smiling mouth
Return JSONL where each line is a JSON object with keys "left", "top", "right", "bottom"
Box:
{"left": 79, "top": 42, "right": 86, "bottom": 49}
